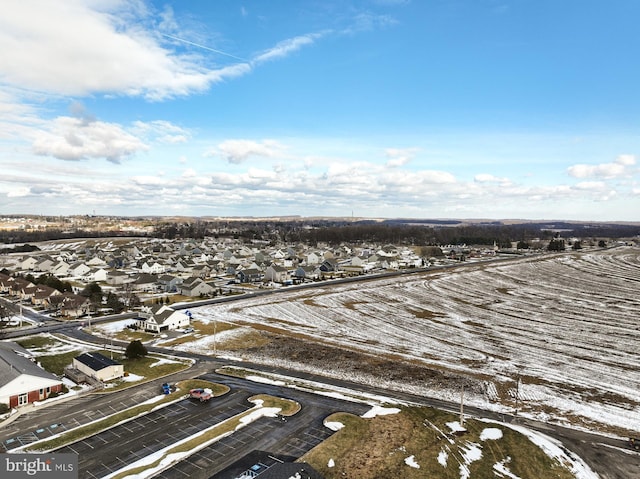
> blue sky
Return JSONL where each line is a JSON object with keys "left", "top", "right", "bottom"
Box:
{"left": 1, "top": 0, "right": 639, "bottom": 221}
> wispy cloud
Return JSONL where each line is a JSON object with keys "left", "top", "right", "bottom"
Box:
{"left": 207, "top": 139, "right": 287, "bottom": 164}
{"left": 385, "top": 148, "right": 419, "bottom": 167}
{"left": 253, "top": 32, "right": 329, "bottom": 64}
{"left": 474, "top": 173, "right": 512, "bottom": 185}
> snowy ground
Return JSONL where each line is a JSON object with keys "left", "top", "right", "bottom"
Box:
{"left": 189, "top": 247, "right": 640, "bottom": 434}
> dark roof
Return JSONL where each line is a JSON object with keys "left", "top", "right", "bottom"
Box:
{"left": 257, "top": 463, "right": 323, "bottom": 479}
{"left": 74, "top": 352, "right": 121, "bottom": 371}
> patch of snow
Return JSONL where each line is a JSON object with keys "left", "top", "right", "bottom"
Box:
{"left": 94, "top": 319, "right": 135, "bottom": 334}
{"left": 327, "top": 458, "right": 335, "bottom": 468}
{"left": 361, "top": 405, "right": 401, "bottom": 418}
{"left": 245, "top": 375, "right": 286, "bottom": 386}
{"left": 171, "top": 327, "right": 250, "bottom": 354}
{"left": 437, "top": 449, "right": 448, "bottom": 467}
{"left": 459, "top": 442, "right": 483, "bottom": 479}
{"left": 121, "top": 373, "right": 144, "bottom": 382}
{"left": 404, "top": 455, "right": 420, "bottom": 469}
{"left": 480, "top": 427, "right": 503, "bottom": 441}
{"left": 149, "top": 357, "right": 180, "bottom": 367}
{"left": 140, "top": 395, "right": 165, "bottom": 406}
{"left": 493, "top": 457, "right": 521, "bottom": 479}
{"left": 461, "top": 442, "right": 483, "bottom": 462}
{"left": 504, "top": 423, "right": 599, "bottom": 479}
{"left": 325, "top": 421, "right": 344, "bottom": 431}
{"left": 235, "top": 407, "right": 281, "bottom": 430}
{"left": 446, "top": 421, "right": 467, "bottom": 433}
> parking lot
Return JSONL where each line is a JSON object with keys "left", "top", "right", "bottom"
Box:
{"left": 56, "top": 389, "right": 250, "bottom": 478}
{"left": 39, "top": 372, "right": 369, "bottom": 479}
{"left": 158, "top": 393, "right": 347, "bottom": 479}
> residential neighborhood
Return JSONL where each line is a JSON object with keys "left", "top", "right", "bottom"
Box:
{"left": 0, "top": 236, "right": 497, "bottom": 321}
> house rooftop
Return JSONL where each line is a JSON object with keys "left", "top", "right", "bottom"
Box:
{"left": 0, "top": 341, "right": 60, "bottom": 384}
{"left": 74, "top": 352, "right": 121, "bottom": 371}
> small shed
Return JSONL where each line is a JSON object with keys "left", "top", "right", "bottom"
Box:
{"left": 72, "top": 352, "right": 124, "bottom": 382}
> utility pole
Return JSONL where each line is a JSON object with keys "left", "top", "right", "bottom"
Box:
{"left": 514, "top": 373, "right": 521, "bottom": 421}
{"left": 213, "top": 317, "right": 217, "bottom": 356}
{"left": 460, "top": 385, "right": 465, "bottom": 427}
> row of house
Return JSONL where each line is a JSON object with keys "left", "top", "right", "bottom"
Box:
{"left": 0, "top": 238, "right": 438, "bottom": 315}
{"left": 0, "top": 273, "right": 92, "bottom": 317}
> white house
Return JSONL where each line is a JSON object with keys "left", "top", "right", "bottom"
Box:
{"left": 72, "top": 352, "right": 124, "bottom": 382}
{"left": 141, "top": 261, "right": 166, "bottom": 275}
{"left": 82, "top": 267, "right": 109, "bottom": 283}
{"left": 50, "top": 261, "right": 70, "bottom": 277}
{"left": 86, "top": 256, "right": 108, "bottom": 267}
{"left": 264, "top": 264, "right": 290, "bottom": 283}
{"left": 67, "top": 262, "right": 91, "bottom": 278}
{"left": 19, "top": 256, "right": 38, "bottom": 271}
{"left": 135, "top": 305, "right": 191, "bottom": 333}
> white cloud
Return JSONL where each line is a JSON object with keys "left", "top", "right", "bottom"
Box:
{"left": 6, "top": 186, "right": 31, "bottom": 198}
{"left": 131, "top": 176, "right": 167, "bottom": 186}
{"left": 210, "top": 139, "right": 287, "bottom": 164}
{"left": 0, "top": 0, "right": 251, "bottom": 100}
{"left": 567, "top": 154, "right": 636, "bottom": 179}
{"left": 349, "top": 13, "right": 398, "bottom": 33}
{"left": 132, "top": 120, "right": 190, "bottom": 144}
{"left": 474, "top": 173, "right": 511, "bottom": 185}
{"left": 253, "top": 32, "right": 327, "bottom": 64}
{"left": 385, "top": 147, "right": 419, "bottom": 168}
{"left": 572, "top": 181, "right": 606, "bottom": 191}
{"left": 32, "top": 116, "right": 148, "bottom": 163}
{"left": 616, "top": 154, "right": 636, "bottom": 166}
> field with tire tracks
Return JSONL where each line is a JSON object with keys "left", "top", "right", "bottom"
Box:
{"left": 192, "top": 247, "right": 640, "bottom": 435}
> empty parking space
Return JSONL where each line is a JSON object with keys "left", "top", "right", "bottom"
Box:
{"left": 1, "top": 423, "right": 67, "bottom": 452}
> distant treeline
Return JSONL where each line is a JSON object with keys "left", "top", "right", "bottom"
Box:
{"left": 0, "top": 220, "right": 638, "bottom": 247}
{"left": 0, "top": 229, "right": 137, "bottom": 246}
{"left": 148, "top": 219, "right": 640, "bottom": 246}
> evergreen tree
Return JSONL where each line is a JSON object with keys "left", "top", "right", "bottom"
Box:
{"left": 125, "top": 340, "right": 147, "bottom": 359}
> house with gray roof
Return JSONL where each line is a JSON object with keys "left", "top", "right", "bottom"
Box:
{"left": 135, "top": 305, "right": 191, "bottom": 333}
{"left": 179, "top": 277, "right": 215, "bottom": 297}
{"left": 0, "top": 341, "right": 64, "bottom": 408}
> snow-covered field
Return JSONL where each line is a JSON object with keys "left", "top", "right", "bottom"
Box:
{"left": 192, "top": 247, "right": 640, "bottom": 433}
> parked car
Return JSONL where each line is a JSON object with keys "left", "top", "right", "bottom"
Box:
{"left": 629, "top": 437, "right": 640, "bottom": 450}
{"left": 189, "top": 388, "right": 212, "bottom": 402}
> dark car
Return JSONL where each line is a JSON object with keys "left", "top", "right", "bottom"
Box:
{"left": 629, "top": 437, "right": 640, "bottom": 450}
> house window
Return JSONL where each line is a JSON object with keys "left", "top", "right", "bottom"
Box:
{"left": 39, "top": 388, "right": 44, "bottom": 395}
{"left": 46, "top": 387, "right": 51, "bottom": 394}
{"left": 18, "top": 393, "right": 28, "bottom": 406}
